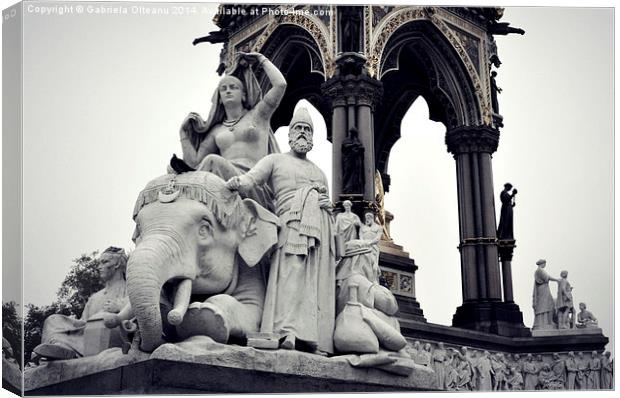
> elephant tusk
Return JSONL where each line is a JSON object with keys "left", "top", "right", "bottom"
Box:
{"left": 167, "top": 279, "right": 193, "bottom": 325}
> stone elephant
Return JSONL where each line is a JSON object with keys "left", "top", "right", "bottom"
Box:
{"left": 105, "top": 171, "right": 280, "bottom": 353}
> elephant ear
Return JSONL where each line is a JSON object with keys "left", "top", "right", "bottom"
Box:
{"left": 238, "top": 198, "right": 281, "bottom": 267}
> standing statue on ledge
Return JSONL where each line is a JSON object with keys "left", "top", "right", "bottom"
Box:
{"left": 33, "top": 247, "right": 128, "bottom": 360}
{"left": 341, "top": 127, "right": 365, "bottom": 194}
{"left": 335, "top": 200, "right": 361, "bottom": 244}
{"left": 359, "top": 212, "right": 383, "bottom": 279}
{"left": 226, "top": 107, "right": 336, "bottom": 355}
{"left": 532, "top": 259, "right": 558, "bottom": 330}
{"left": 576, "top": 302, "right": 599, "bottom": 328}
{"left": 374, "top": 171, "right": 391, "bottom": 240}
{"left": 497, "top": 183, "right": 517, "bottom": 240}
{"left": 490, "top": 71, "right": 503, "bottom": 115}
{"left": 178, "top": 52, "right": 286, "bottom": 208}
{"left": 556, "top": 270, "right": 575, "bottom": 329}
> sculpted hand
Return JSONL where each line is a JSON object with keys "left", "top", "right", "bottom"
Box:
{"left": 237, "top": 52, "right": 266, "bottom": 65}
{"left": 103, "top": 299, "right": 122, "bottom": 313}
{"left": 226, "top": 176, "right": 241, "bottom": 191}
{"left": 181, "top": 113, "right": 200, "bottom": 135}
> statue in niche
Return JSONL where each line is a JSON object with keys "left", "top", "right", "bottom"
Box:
{"left": 341, "top": 127, "right": 365, "bottom": 194}
{"left": 576, "top": 302, "right": 599, "bottom": 328}
{"left": 601, "top": 351, "right": 613, "bottom": 389}
{"left": 340, "top": 7, "right": 362, "bottom": 52}
{"left": 506, "top": 365, "right": 524, "bottom": 390}
{"left": 556, "top": 270, "right": 575, "bottom": 329}
{"left": 575, "top": 352, "right": 588, "bottom": 389}
{"left": 588, "top": 351, "right": 602, "bottom": 389}
{"left": 374, "top": 170, "right": 391, "bottom": 240}
{"left": 532, "top": 259, "right": 558, "bottom": 330}
{"left": 335, "top": 200, "right": 361, "bottom": 244}
{"left": 178, "top": 52, "right": 286, "bottom": 209}
{"left": 490, "top": 71, "right": 503, "bottom": 115}
{"left": 565, "top": 351, "right": 578, "bottom": 389}
{"left": 227, "top": 107, "right": 336, "bottom": 355}
{"left": 32, "top": 247, "right": 128, "bottom": 360}
{"left": 497, "top": 183, "right": 516, "bottom": 240}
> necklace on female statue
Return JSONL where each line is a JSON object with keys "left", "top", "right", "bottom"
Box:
{"left": 222, "top": 111, "right": 247, "bottom": 131}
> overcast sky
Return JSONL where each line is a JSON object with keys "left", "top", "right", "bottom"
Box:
{"left": 1, "top": 2, "right": 614, "bottom": 355}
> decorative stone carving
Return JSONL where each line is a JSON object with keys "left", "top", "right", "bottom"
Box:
{"left": 565, "top": 351, "right": 578, "bottom": 389}
{"left": 178, "top": 52, "right": 285, "bottom": 210}
{"left": 445, "top": 125, "right": 500, "bottom": 155}
{"left": 497, "top": 182, "right": 516, "bottom": 240}
{"left": 576, "top": 302, "right": 599, "bottom": 328}
{"left": 339, "top": 6, "right": 363, "bottom": 53}
{"left": 227, "top": 107, "right": 336, "bottom": 355}
{"left": 588, "top": 351, "right": 602, "bottom": 389}
{"left": 601, "top": 351, "right": 613, "bottom": 389}
{"left": 522, "top": 353, "right": 539, "bottom": 390}
{"left": 532, "top": 259, "right": 559, "bottom": 330}
{"left": 575, "top": 351, "right": 589, "bottom": 389}
{"left": 341, "top": 127, "right": 365, "bottom": 194}
{"left": 431, "top": 342, "right": 448, "bottom": 389}
{"left": 491, "top": 352, "right": 508, "bottom": 390}
{"left": 251, "top": 10, "right": 335, "bottom": 78}
{"left": 506, "top": 365, "right": 524, "bottom": 390}
{"left": 33, "top": 247, "right": 129, "bottom": 361}
{"left": 335, "top": 200, "right": 362, "bottom": 246}
{"left": 359, "top": 212, "right": 383, "bottom": 279}
{"left": 115, "top": 171, "right": 280, "bottom": 353}
{"left": 556, "top": 270, "right": 575, "bottom": 329}
{"left": 475, "top": 350, "right": 493, "bottom": 391}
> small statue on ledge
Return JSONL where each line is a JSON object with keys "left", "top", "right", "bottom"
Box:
{"left": 341, "top": 127, "right": 365, "bottom": 194}
{"left": 556, "top": 270, "right": 575, "bottom": 329}
{"left": 576, "top": 302, "right": 598, "bottom": 329}
{"left": 497, "top": 183, "right": 517, "bottom": 240}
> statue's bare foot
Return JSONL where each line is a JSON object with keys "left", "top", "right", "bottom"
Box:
{"left": 280, "top": 334, "right": 295, "bottom": 350}
{"left": 178, "top": 302, "right": 230, "bottom": 344}
{"left": 32, "top": 343, "right": 78, "bottom": 360}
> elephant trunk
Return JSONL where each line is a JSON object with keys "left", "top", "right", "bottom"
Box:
{"left": 126, "top": 235, "right": 194, "bottom": 352}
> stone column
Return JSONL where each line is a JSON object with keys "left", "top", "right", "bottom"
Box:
{"left": 331, "top": 105, "right": 347, "bottom": 200}
{"left": 321, "top": 53, "right": 382, "bottom": 204}
{"left": 498, "top": 241, "right": 516, "bottom": 303}
{"left": 446, "top": 126, "right": 528, "bottom": 337}
{"left": 357, "top": 103, "right": 375, "bottom": 201}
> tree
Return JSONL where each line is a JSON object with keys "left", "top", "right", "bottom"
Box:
{"left": 56, "top": 251, "right": 104, "bottom": 319}
{"left": 2, "top": 301, "right": 22, "bottom": 368}
{"left": 23, "top": 251, "right": 104, "bottom": 363}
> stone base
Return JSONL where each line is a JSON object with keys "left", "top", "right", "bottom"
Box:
{"left": 400, "top": 319, "right": 608, "bottom": 353}
{"left": 378, "top": 242, "right": 426, "bottom": 323}
{"left": 532, "top": 327, "right": 603, "bottom": 337}
{"left": 451, "top": 301, "right": 531, "bottom": 337}
{"left": 24, "top": 336, "right": 437, "bottom": 395}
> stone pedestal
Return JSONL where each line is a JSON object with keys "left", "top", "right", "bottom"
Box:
{"left": 378, "top": 240, "right": 426, "bottom": 323}
{"left": 24, "top": 337, "right": 437, "bottom": 395}
{"left": 452, "top": 301, "right": 531, "bottom": 337}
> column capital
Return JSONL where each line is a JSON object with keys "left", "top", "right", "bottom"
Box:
{"left": 321, "top": 74, "right": 383, "bottom": 110}
{"left": 445, "top": 125, "right": 500, "bottom": 155}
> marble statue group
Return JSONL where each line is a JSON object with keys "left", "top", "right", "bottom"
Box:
{"left": 31, "top": 52, "right": 410, "bottom": 375}
{"left": 27, "top": 51, "right": 613, "bottom": 390}
{"left": 531, "top": 259, "right": 599, "bottom": 332}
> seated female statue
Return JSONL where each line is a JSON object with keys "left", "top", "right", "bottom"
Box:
{"left": 179, "top": 52, "right": 286, "bottom": 207}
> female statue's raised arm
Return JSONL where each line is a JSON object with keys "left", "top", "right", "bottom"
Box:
{"left": 237, "top": 52, "right": 287, "bottom": 119}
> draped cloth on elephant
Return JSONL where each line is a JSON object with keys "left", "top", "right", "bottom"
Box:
{"left": 239, "top": 153, "right": 336, "bottom": 354}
